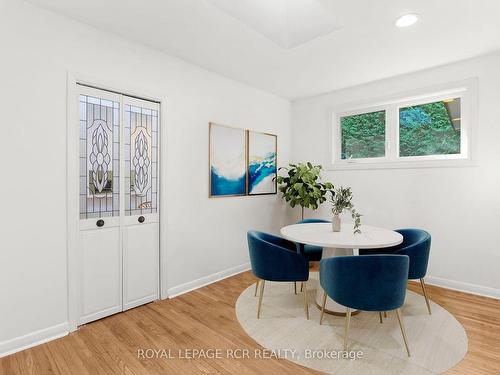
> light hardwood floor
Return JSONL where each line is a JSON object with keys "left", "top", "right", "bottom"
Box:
{"left": 1, "top": 268, "right": 499, "bottom": 375}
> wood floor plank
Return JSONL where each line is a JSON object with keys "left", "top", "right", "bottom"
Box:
{"left": 1, "top": 269, "right": 498, "bottom": 374}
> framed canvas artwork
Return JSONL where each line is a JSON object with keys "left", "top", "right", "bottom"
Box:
{"left": 247, "top": 131, "right": 277, "bottom": 195}
{"left": 209, "top": 123, "right": 247, "bottom": 197}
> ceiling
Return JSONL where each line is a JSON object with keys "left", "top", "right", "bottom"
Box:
{"left": 25, "top": 0, "right": 500, "bottom": 99}
{"left": 206, "top": 0, "right": 340, "bottom": 49}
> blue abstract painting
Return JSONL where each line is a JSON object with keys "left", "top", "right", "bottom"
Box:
{"left": 209, "top": 123, "right": 247, "bottom": 197}
{"left": 247, "top": 131, "right": 277, "bottom": 195}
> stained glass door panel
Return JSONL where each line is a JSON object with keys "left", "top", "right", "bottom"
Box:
{"left": 124, "top": 97, "right": 159, "bottom": 216}
{"left": 79, "top": 89, "right": 120, "bottom": 219}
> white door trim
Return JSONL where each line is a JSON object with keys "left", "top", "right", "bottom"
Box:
{"left": 66, "top": 71, "right": 168, "bottom": 332}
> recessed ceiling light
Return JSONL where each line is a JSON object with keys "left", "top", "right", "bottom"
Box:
{"left": 395, "top": 13, "right": 419, "bottom": 28}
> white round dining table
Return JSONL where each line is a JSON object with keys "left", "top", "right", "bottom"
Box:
{"left": 280, "top": 222, "right": 403, "bottom": 315}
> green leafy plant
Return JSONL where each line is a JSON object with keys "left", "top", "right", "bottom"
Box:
{"left": 330, "top": 186, "right": 362, "bottom": 234}
{"left": 275, "top": 163, "right": 333, "bottom": 220}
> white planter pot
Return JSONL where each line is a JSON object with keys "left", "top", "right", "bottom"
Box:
{"left": 332, "top": 214, "right": 341, "bottom": 232}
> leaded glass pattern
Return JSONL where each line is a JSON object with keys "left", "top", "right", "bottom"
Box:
{"left": 79, "top": 95, "right": 120, "bottom": 219}
{"left": 124, "top": 104, "right": 158, "bottom": 216}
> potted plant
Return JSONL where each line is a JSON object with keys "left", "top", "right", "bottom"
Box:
{"left": 330, "top": 186, "right": 362, "bottom": 234}
{"left": 276, "top": 163, "right": 333, "bottom": 220}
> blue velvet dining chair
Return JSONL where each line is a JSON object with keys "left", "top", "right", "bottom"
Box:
{"left": 320, "top": 255, "right": 411, "bottom": 356}
{"left": 359, "top": 229, "right": 432, "bottom": 314}
{"left": 247, "top": 230, "right": 310, "bottom": 319}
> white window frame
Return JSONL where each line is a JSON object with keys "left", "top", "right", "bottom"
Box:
{"left": 330, "top": 79, "right": 477, "bottom": 170}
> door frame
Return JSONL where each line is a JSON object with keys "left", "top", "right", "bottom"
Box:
{"left": 66, "top": 71, "right": 169, "bottom": 332}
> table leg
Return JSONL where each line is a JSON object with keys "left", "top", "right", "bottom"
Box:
{"left": 315, "top": 247, "right": 360, "bottom": 316}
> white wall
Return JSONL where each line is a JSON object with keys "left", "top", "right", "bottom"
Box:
{"left": 0, "top": 0, "right": 291, "bottom": 356}
{"left": 292, "top": 52, "right": 500, "bottom": 298}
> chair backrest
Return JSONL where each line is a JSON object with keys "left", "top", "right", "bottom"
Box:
{"left": 320, "top": 255, "right": 409, "bottom": 311}
{"left": 394, "top": 229, "right": 431, "bottom": 279}
{"left": 247, "top": 231, "right": 309, "bottom": 282}
{"left": 297, "top": 218, "right": 330, "bottom": 224}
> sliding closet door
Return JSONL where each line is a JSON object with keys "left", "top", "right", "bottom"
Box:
{"left": 78, "top": 85, "right": 122, "bottom": 324}
{"left": 122, "top": 96, "right": 160, "bottom": 311}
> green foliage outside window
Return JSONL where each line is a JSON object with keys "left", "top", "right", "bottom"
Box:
{"left": 399, "top": 101, "right": 460, "bottom": 156}
{"left": 340, "top": 100, "right": 461, "bottom": 159}
{"left": 341, "top": 111, "right": 385, "bottom": 159}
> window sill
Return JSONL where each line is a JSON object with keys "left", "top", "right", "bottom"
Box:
{"left": 327, "top": 158, "right": 476, "bottom": 171}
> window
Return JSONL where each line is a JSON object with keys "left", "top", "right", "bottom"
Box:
{"left": 341, "top": 110, "right": 386, "bottom": 160}
{"left": 399, "top": 98, "right": 461, "bottom": 157}
{"left": 331, "top": 81, "right": 475, "bottom": 169}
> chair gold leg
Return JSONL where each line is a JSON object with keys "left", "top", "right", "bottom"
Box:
{"left": 303, "top": 282, "right": 309, "bottom": 320}
{"left": 294, "top": 281, "right": 297, "bottom": 295}
{"left": 319, "top": 291, "right": 327, "bottom": 325}
{"left": 254, "top": 279, "right": 259, "bottom": 297}
{"left": 395, "top": 308, "right": 411, "bottom": 357}
{"left": 343, "top": 308, "right": 352, "bottom": 351}
{"left": 257, "top": 280, "right": 265, "bottom": 319}
{"left": 420, "top": 278, "right": 432, "bottom": 315}
{"left": 384, "top": 311, "right": 387, "bottom": 318}
{"left": 300, "top": 282, "right": 303, "bottom": 293}
{"left": 379, "top": 311, "right": 383, "bottom": 324}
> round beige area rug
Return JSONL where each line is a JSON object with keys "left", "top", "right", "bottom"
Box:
{"left": 236, "top": 272, "right": 467, "bottom": 375}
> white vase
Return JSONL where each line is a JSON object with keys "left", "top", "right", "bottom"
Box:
{"left": 332, "top": 214, "right": 341, "bottom": 232}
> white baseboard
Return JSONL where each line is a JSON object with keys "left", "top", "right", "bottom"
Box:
{"left": 425, "top": 275, "right": 500, "bottom": 299}
{"left": 0, "top": 322, "right": 69, "bottom": 358}
{"left": 167, "top": 262, "right": 251, "bottom": 298}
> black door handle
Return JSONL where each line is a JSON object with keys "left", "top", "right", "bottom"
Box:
{"left": 96, "top": 219, "right": 104, "bottom": 227}
{"left": 138, "top": 216, "right": 145, "bottom": 223}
